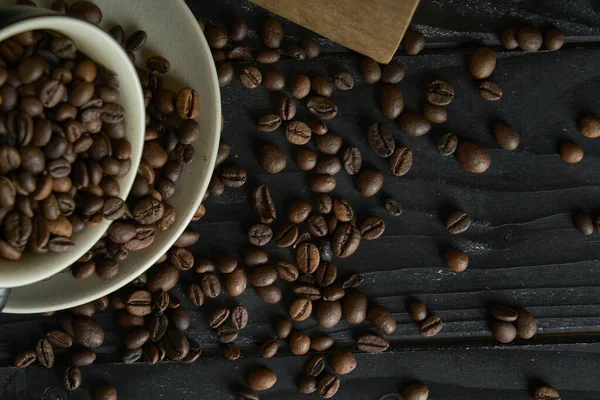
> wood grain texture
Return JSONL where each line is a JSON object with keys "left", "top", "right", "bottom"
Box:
{"left": 2, "top": 0, "right": 600, "bottom": 398}
{"left": 250, "top": 0, "right": 418, "bottom": 63}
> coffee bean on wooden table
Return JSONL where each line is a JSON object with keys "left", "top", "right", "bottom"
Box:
{"left": 402, "top": 382, "right": 430, "bottom": 400}
{"left": 517, "top": 27, "right": 543, "bottom": 52}
{"left": 201, "top": 273, "right": 221, "bottom": 298}
{"left": 304, "top": 355, "right": 325, "bottom": 377}
{"left": 47, "top": 330, "right": 73, "bottom": 348}
{"left": 544, "top": 27, "right": 565, "bottom": 51}
{"left": 478, "top": 80, "right": 503, "bottom": 101}
{"left": 311, "top": 175, "right": 336, "bottom": 193}
{"left": 274, "top": 224, "right": 298, "bottom": 248}
{"left": 260, "top": 143, "right": 287, "bottom": 173}
{"left": 356, "top": 168, "right": 383, "bottom": 196}
{"left": 516, "top": 311, "right": 537, "bottom": 339}
{"left": 248, "top": 367, "right": 277, "bottom": 391}
{"left": 333, "top": 71, "right": 354, "bottom": 90}
{"left": 35, "top": 339, "right": 54, "bottom": 368}
{"left": 381, "top": 61, "right": 406, "bottom": 83}
{"left": 501, "top": 28, "right": 519, "bottom": 49}
{"left": 560, "top": 142, "right": 583, "bottom": 163}
{"left": 382, "top": 198, "right": 402, "bottom": 218}
{"left": 205, "top": 25, "right": 228, "bottom": 49}
{"left": 323, "top": 284, "right": 344, "bottom": 301}
{"left": 288, "top": 199, "right": 312, "bottom": 224}
{"left": 64, "top": 365, "right": 82, "bottom": 390}
{"left": 230, "top": 18, "right": 248, "bottom": 41}
{"left": 493, "top": 122, "right": 520, "bottom": 150}
{"left": 491, "top": 305, "right": 518, "bottom": 322}
{"left": 275, "top": 261, "right": 298, "bottom": 283}
{"left": 444, "top": 248, "right": 469, "bottom": 272}
{"left": 96, "top": 385, "right": 118, "bottom": 400}
{"left": 446, "top": 210, "right": 471, "bottom": 234}
{"left": 286, "top": 121, "right": 311, "bottom": 145}
{"left": 307, "top": 214, "right": 328, "bottom": 237}
{"left": 296, "top": 148, "right": 317, "bottom": 171}
{"left": 223, "top": 343, "right": 240, "bottom": 361}
{"left": 240, "top": 66, "right": 262, "bottom": 89}
{"left": 408, "top": 300, "right": 427, "bottom": 322}
{"left": 296, "top": 241, "right": 320, "bottom": 273}
{"left": 263, "top": 69, "right": 285, "bottom": 91}
{"left": 379, "top": 84, "right": 404, "bottom": 119}
{"left": 257, "top": 114, "right": 281, "bottom": 133}
{"left": 126, "top": 290, "right": 152, "bottom": 316}
{"left": 74, "top": 316, "right": 104, "bottom": 348}
{"left": 181, "top": 341, "right": 202, "bottom": 364}
{"left": 308, "top": 119, "right": 328, "bottom": 135}
{"left": 237, "top": 388, "right": 260, "bottom": 400}
{"left": 343, "top": 289, "right": 368, "bottom": 324}
{"left": 533, "top": 386, "right": 560, "bottom": 400}
{"left": 208, "top": 307, "right": 230, "bottom": 329}
{"left": 312, "top": 75, "right": 333, "bottom": 97}
{"left": 297, "top": 375, "right": 318, "bottom": 394}
{"left": 14, "top": 350, "right": 37, "bottom": 369}
{"left": 456, "top": 141, "right": 491, "bottom": 173}
{"left": 426, "top": 80, "right": 454, "bottom": 106}
{"left": 492, "top": 320, "right": 517, "bottom": 343}
{"left": 469, "top": 48, "right": 496, "bottom": 79}
{"left": 423, "top": 103, "right": 447, "bottom": 124}
{"left": 420, "top": 315, "right": 443, "bottom": 337}
{"left": 333, "top": 223, "right": 361, "bottom": 258}
{"left": 216, "top": 62, "right": 234, "bottom": 87}
{"left": 290, "top": 331, "right": 311, "bottom": 355}
{"left": 261, "top": 17, "right": 283, "bottom": 48}
{"left": 331, "top": 351, "right": 357, "bottom": 375}
{"left": 579, "top": 115, "right": 600, "bottom": 138}
{"left": 315, "top": 300, "right": 342, "bottom": 328}
{"left": 398, "top": 112, "right": 431, "bottom": 137}
{"left": 332, "top": 199, "right": 354, "bottom": 222}
{"left": 403, "top": 28, "right": 425, "bottom": 55}
{"left": 250, "top": 265, "right": 277, "bottom": 287}
{"left": 245, "top": 247, "right": 269, "bottom": 267}
{"left": 317, "top": 374, "right": 340, "bottom": 399}
{"left": 258, "top": 338, "right": 278, "bottom": 358}
{"left": 164, "top": 328, "right": 190, "bottom": 360}
{"left": 367, "top": 122, "right": 395, "bottom": 157}
{"left": 291, "top": 74, "right": 311, "bottom": 99}
{"left": 279, "top": 96, "right": 297, "bottom": 121}
{"left": 574, "top": 211, "right": 593, "bottom": 235}
{"left": 252, "top": 184, "right": 276, "bottom": 224}
{"left": 290, "top": 297, "right": 313, "bottom": 321}
{"left": 307, "top": 96, "right": 338, "bottom": 120}
{"left": 389, "top": 147, "right": 413, "bottom": 176}
{"left": 360, "top": 58, "right": 381, "bottom": 83}
{"left": 340, "top": 147, "right": 362, "bottom": 175}
{"left": 302, "top": 38, "right": 320, "bottom": 59}
{"left": 225, "top": 268, "right": 248, "bottom": 297}
{"left": 357, "top": 333, "right": 389, "bottom": 352}
{"left": 315, "top": 132, "right": 343, "bottom": 155}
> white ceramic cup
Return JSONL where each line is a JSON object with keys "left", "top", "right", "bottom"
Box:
{"left": 0, "top": 6, "right": 145, "bottom": 290}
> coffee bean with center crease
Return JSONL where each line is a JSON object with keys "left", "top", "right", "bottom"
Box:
{"left": 341, "top": 147, "right": 362, "bottom": 175}
{"left": 201, "top": 273, "right": 221, "bottom": 298}
{"left": 333, "top": 199, "right": 354, "bottom": 222}
{"left": 230, "top": 305, "right": 248, "bottom": 330}
{"left": 279, "top": 96, "right": 297, "bottom": 121}
{"left": 356, "top": 168, "right": 383, "bottom": 197}
{"left": 253, "top": 184, "right": 276, "bottom": 224}
{"left": 208, "top": 307, "right": 230, "bottom": 329}
{"left": 290, "top": 297, "right": 313, "bottom": 321}
{"left": 333, "top": 71, "right": 354, "bottom": 91}
{"left": 307, "top": 96, "right": 338, "bottom": 120}
{"left": 420, "top": 315, "right": 443, "bottom": 337}
{"left": 368, "top": 123, "right": 395, "bottom": 158}
{"left": 357, "top": 333, "right": 389, "bottom": 353}
{"left": 257, "top": 114, "right": 281, "bottom": 133}
{"left": 64, "top": 365, "right": 82, "bottom": 391}
{"left": 333, "top": 223, "right": 361, "bottom": 258}
{"left": 132, "top": 196, "right": 164, "bottom": 224}
{"left": 248, "top": 223, "right": 273, "bottom": 246}
{"left": 47, "top": 330, "right": 73, "bottom": 348}
{"left": 426, "top": 79, "right": 454, "bottom": 106}
{"left": 445, "top": 210, "right": 471, "bottom": 235}
{"left": 126, "top": 290, "right": 152, "bottom": 316}
{"left": 285, "top": 121, "right": 311, "bottom": 145}
{"left": 307, "top": 355, "right": 325, "bottom": 376}
{"left": 36, "top": 339, "right": 54, "bottom": 368}
{"left": 293, "top": 283, "right": 321, "bottom": 300}
{"left": 164, "top": 328, "right": 189, "bottom": 360}
{"left": 469, "top": 47, "right": 496, "bottom": 79}
{"left": 148, "top": 314, "right": 168, "bottom": 342}
{"left": 240, "top": 66, "right": 262, "bottom": 89}
{"left": 296, "top": 242, "right": 320, "bottom": 273}
{"left": 478, "top": 80, "right": 503, "bottom": 101}
{"left": 307, "top": 214, "right": 328, "bottom": 237}
{"left": 14, "top": 350, "right": 36, "bottom": 368}
{"left": 220, "top": 167, "right": 247, "bottom": 187}
{"left": 216, "top": 324, "right": 238, "bottom": 343}
{"left": 317, "top": 374, "right": 340, "bottom": 399}
{"left": 275, "top": 223, "right": 299, "bottom": 248}
{"left": 360, "top": 216, "right": 385, "bottom": 240}
{"left": 437, "top": 132, "right": 458, "bottom": 156}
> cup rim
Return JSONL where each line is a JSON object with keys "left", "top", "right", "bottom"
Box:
{"left": 0, "top": 12, "right": 145, "bottom": 288}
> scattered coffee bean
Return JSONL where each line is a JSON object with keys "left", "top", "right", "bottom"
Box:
{"left": 205, "top": 25, "right": 228, "bottom": 49}
{"left": 260, "top": 143, "right": 287, "bottom": 173}
{"left": 402, "top": 382, "right": 430, "bottom": 400}
{"left": 237, "top": 388, "right": 259, "bottom": 400}
{"left": 403, "top": 29, "right": 425, "bottom": 55}
{"left": 306, "top": 355, "right": 325, "bottom": 377}
{"left": 360, "top": 58, "right": 381, "bottom": 83}
{"left": 303, "top": 38, "right": 320, "bottom": 59}
{"left": 248, "top": 367, "right": 277, "bottom": 391}
{"left": 478, "top": 80, "right": 503, "bottom": 101}
{"left": 443, "top": 248, "right": 469, "bottom": 272}
{"left": 74, "top": 316, "right": 104, "bottom": 348}
{"left": 317, "top": 374, "right": 340, "bottom": 398}
{"left": 560, "top": 142, "right": 583, "bottom": 163}
{"left": 381, "top": 61, "right": 406, "bottom": 83}
{"left": 469, "top": 48, "right": 496, "bottom": 79}
{"left": 331, "top": 351, "right": 357, "bottom": 375}
{"left": 501, "top": 28, "right": 519, "bottom": 49}
{"left": 368, "top": 123, "right": 395, "bottom": 158}
{"left": 201, "top": 273, "right": 221, "bottom": 298}
{"left": 288, "top": 199, "right": 312, "bottom": 224}
{"left": 96, "top": 385, "right": 118, "bottom": 400}
{"left": 240, "top": 66, "right": 262, "bottom": 89}
{"left": 216, "top": 324, "right": 238, "bottom": 344}
{"left": 579, "top": 115, "right": 600, "bottom": 139}
{"left": 263, "top": 69, "right": 285, "bottom": 91}
{"left": 311, "top": 75, "right": 333, "bottom": 97}
{"left": 493, "top": 122, "right": 520, "bottom": 150}
{"left": 275, "top": 318, "right": 293, "bottom": 339}
{"left": 315, "top": 300, "right": 342, "bottom": 328}
{"left": 544, "top": 28, "right": 564, "bottom": 51}
{"left": 286, "top": 121, "right": 311, "bottom": 145}
{"left": 225, "top": 268, "right": 248, "bottom": 297}
{"left": 217, "top": 62, "right": 234, "bottom": 87}
{"left": 491, "top": 305, "right": 519, "bottom": 322}
{"left": 423, "top": 103, "right": 447, "bottom": 124}
{"left": 71, "top": 349, "right": 96, "bottom": 367}
{"left": 384, "top": 198, "right": 403, "bottom": 216}
{"left": 333, "top": 71, "right": 354, "bottom": 91}
{"left": 516, "top": 311, "right": 537, "bottom": 339}
{"left": 492, "top": 320, "right": 517, "bottom": 343}
{"left": 368, "top": 305, "right": 396, "bottom": 334}
{"left": 307, "top": 96, "right": 338, "bottom": 120}
{"left": 290, "top": 297, "right": 313, "bottom": 321}
{"left": 420, "top": 315, "right": 443, "bottom": 337}
{"left": 260, "top": 339, "right": 278, "bottom": 358}
{"left": 533, "top": 386, "right": 560, "bottom": 400}
{"left": 256, "top": 49, "right": 281, "bottom": 64}
{"left": 356, "top": 168, "right": 383, "bottom": 196}
{"left": 257, "top": 114, "right": 282, "bottom": 133}
{"left": 64, "top": 365, "right": 82, "bottom": 391}
{"left": 356, "top": 333, "right": 389, "bottom": 353}
{"left": 408, "top": 300, "right": 427, "bottom": 322}
{"left": 517, "top": 27, "right": 542, "bottom": 52}
{"left": 574, "top": 211, "right": 593, "bottom": 235}
{"left": 343, "top": 289, "right": 368, "bottom": 324}
{"left": 290, "top": 331, "right": 311, "bottom": 355}
{"left": 311, "top": 335, "right": 334, "bottom": 352}
{"left": 359, "top": 217, "right": 385, "bottom": 240}
{"left": 446, "top": 210, "right": 471, "bottom": 235}
{"left": 398, "top": 112, "right": 431, "bottom": 137}
{"left": 296, "top": 148, "right": 317, "bottom": 171}
{"left": 389, "top": 147, "right": 413, "bottom": 176}
{"left": 261, "top": 17, "right": 283, "bottom": 49}
{"left": 456, "top": 141, "right": 491, "bottom": 173}
{"left": 292, "top": 74, "right": 311, "bottom": 99}
{"left": 426, "top": 79, "right": 454, "bottom": 106}
{"left": 14, "top": 350, "right": 36, "bottom": 369}
{"left": 333, "top": 223, "right": 361, "bottom": 258}
{"left": 230, "top": 18, "right": 248, "bottom": 41}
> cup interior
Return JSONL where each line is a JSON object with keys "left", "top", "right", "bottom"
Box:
{"left": 0, "top": 14, "right": 145, "bottom": 288}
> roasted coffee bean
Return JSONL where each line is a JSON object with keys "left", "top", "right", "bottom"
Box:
{"left": 237, "top": 389, "right": 259, "bottom": 400}
{"left": 308, "top": 335, "right": 333, "bottom": 352}
{"left": 380, "top": 84, "right": 404, "bottom": 119}
{"left": 47, "top": 330, "right": 73, "bottom": 348}
{"left": 444, "top": 248, "right": 469, "bottom": 272}
{"left": 307, "top": 214, "right": 328, "bottom": 237}
{"left": 123, "top": 327, "right": 150, "bottom": 349}
{"left": 290, "top": 331, "right": 311, "bottom": 355}
{"left": 560, "top": 142, "right": 583, "bottom": 164}
{"left": 307, "top": 96, "right": 338, "bottom": 120}
{"left": 205, "top": 25, "right": 228, "bottom": 49}
{"left": 261, "top": 17, "right": 283, "bottom": 48}
{"left": 285, "top": 121, "right": 311, "bottom": 145}
{"left": 331, "top": 72, "right": 353, "bottom": 91}
{"left": 311, "top": 175, "right": 336, "bottom": 193}
{"left": 208, "top": 175, "right": 225, "bottom": 197}
{"left": 260, "top": 339, "right": 278, "bottom": 358}
{"left": 260, "top": 143, "right": 287, "bottom": 173}
{"left": 263, "top": 68, "right": 285, "bottom": 91}
{"left": 446, "top": 210, "right": 471, "bottom": 234}
{"left": 15, "top": 350, "right": 37, "bottom": 368}
{"left": 398, "top": 112, "right": 431, "bottom": 137}
{"left": 208, "top": 307, "right": 231, "bottom": 330}
{"left": 302, "top": 38, "right": 320, "bottom": 59}
{"left": 437, "top": 132, "right": 458, "bottom": 156}
{"left": 274, "top": 318, "right": 293, "bottom": 340}
{"left": 230, "top": 305, "right": 248, "bottom": 330}
{"left": 533, "top": 386, "right": 560, "bottom": 400}
{"left": 469, "top": 47, "right": 496, "bottom": 79}
{"left": 323, "top": 284, "right": 345, "bottom": 301}
{"left": 292, "top": 283, "right": 321, "bottom": 300}
{"left": 501, "top": 27, "right": 519, "bottom": 49}
{"left": 276, "top": 261, "right": 299, "bottom": 282}
{"left": 216, "top": 324, "right": 238, "bottom": 343}
{"left": 248, "top": 367, "right": 277, "bottom": 391}
{"left": 240, "top": 66, "right": 262, "bottom": 89}
{"left": 290, "top": 297, "right": 313, "bottom": 321}
{"left": 315, "top": 262, "right": 337, "bottom": 287}
{"left": 294, "top": 232, "right": 312, "bottom": 249}
{"left": 64, "top": 365, "right": 82, "bottom": 391}
{"left": 221, "top": 167, "right": 247, "bottom": 187}
{"left": 356, "top": 168, "right": 383, "bottom": 197}
{"left": 333, "top": 223, "right": 361, "bottom": 258}
{"left": 257, "top": 114, "right": 281, "bottom": 132}
{"left": 360, "top": 58, "right": 381, "bottom": 83}
{"left": 403, "top": 29, "right": 425, "bottom": 55}
{"left": 228, "top": 18, "right": 248, "bottom": 41}
{"left": 359, "top": 216, "right": 385, "bottom": 240}
{"left": 420, "top": 315, "right": 443, "bottom": 337}
{"left": 36, "top": 339, "right": 54, "bottom": 368}
{"left": 291, "top": 74, "right": 311, "bottom": 99}
{"left": 423, "top": 103, "right": 447, "bottom": 124}
{"left": 357, "top": 333, "right": 389, "bottom": 353}
{"left": 331, "top": 351, "right": 357, "bottom": 375}
{"left": 315, "top": 300, "right": 342, "bottom": 328}
{"left": 217, "top": 62, "right": 234, "bottom": 87}
{"left": 293, "top": 149, "right": 317, "bottom": 171}
{"left": 148, "top": 314, "right": 168, "bottom": 342}
{"left": 96, "top": 385, "right": 118, "bottom": 400}
{"left": 216, "top": 255, "right": 238, "bottom": 274}
{"left": 288, "top": 199, "right": 312, "bottom": 224}
{"left": 491, "top": 305, "right": 519, "bottom": 322}
{"left": 250, "top": 265, "right": 277, "bottom": 287}
{"left": 245, "top": 247, "right": 269, "bottom": 267}
{"left": 343, "top": 289, "right": 368, "bottom": 324}
{"left": 315, "top": 194, "right": 333, "bottom": 215}
{"left": 318, "top": 239, "right": 332, "bottom": 262}
{"left": 426, "top": 79, "right": 454, "bottom": 106}
{"left": 201, "top": 273, "right": 221, "bottom": 298}
{"left": 283, "top": 42, "right": 306, "bottom": 60}
{"left": 306, "top": 355, "right": 325, "bottom": 377}
{"left": 368, "top": 305, "right": 397, "bottom": 334}
{"left": 311, "top": 75, "right": 333, "bottom": 97}
{"left": 315, "top": 156, "right": 341, "bottom": 176}
{"left": 544, "top": 28, "right": 565, "bottom": 51}
{"left": 298, "top": 376, "right": 318, "bottom": 394}
{"left": 187, "top": 284, "right": 205, "bottom": 307}
{"left": 71, "top": 349, "right": 96, "bottom": 367}
{"left": 333, "top": 199, "right": 354, "bottom": 222}
{"left": 123, "top": 347, "right": 143, "bottom": 364}
{"left": 275, "top": 223, "right": 299, "bottom": 248}
{"left": 169, "top": 307, "right": 191, "bottom": 331}
{"left": 278, "top": 96, "right": 297, "bottom": 121}
{"left": 456, "top": 141, "right": 491, "bottom": 173}
{"left": 256, "top": 283, "right": 282, "bottom": 304}
{"left": 68, "top": 1, "right": 102, "bottom": 24}
{"left": 248, "top": 223, "right": 273, "bottom": 246}
{"left": 368, "top": 123, "right": 395, "bottom": 158}
{"left": 341, "top": 147, "right": 362, "bottom": 175}
{"left": 308, "top": 119, "right": 328, "bottom": 135}
{"left": 126, "top": 290, "right": 152, "bottom": 316}
{"left": 228, "top": 46, "right": 253, "bottom": 61}
{"left": 216, "top": 140, "right": 230, "bottom": 166}
{"left": 402, "top": 382, "right": 430, "bottom": 400}
{"left": 116, "top": 311, "right": 145, "bottom": 330}
{"left": 171, "top": 248, "right": 194, "bottom": 271}
{"left": 296, "top": 242, "right": 320, "bottom": 273}
{"left": 164, "top": 328, "right": 189, "bottom": 360}
{"left": 517, "top": 27, "right": 542, "bottom": 52}
{"left": 74, "top": 316, "right": 104, "bottom": 348}
{"left": 493, "top": 121, "right": 521, "bottom": 149}
{"left": 516, "top": 311, "right": 537, "bottom": 339}
{"left": 181, "top": 341, "right": 201, "bottom": 364}
{"left": 478, "top": 80, "right": 503, "bottom": 101}
{"left": 147, "top": 264, "right": 179, "bottom": 292}
{"left": 492, "top": 320, "right": 517, "bottom": 343}
{"left": 381, "top": 61, "right": 406, "bottom": 83}
{"left": 579, "top": 115, "right": 600, "bottom": 139}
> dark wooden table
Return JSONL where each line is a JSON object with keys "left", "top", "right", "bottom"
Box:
{"left": 2, "top": 0, "right": 600, "bottom": 398}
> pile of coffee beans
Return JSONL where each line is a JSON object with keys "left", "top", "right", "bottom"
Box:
{"left": 491, "top": 304, "right": 537, "bottom": 343}
{"left": 0, "top": 28, "right": 133, "bottom": 261}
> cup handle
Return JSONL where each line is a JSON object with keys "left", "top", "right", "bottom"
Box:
{"left": 0, "top": 288, "right": 10, "bottom": 312}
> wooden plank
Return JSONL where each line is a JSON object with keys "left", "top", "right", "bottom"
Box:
{"left": 250, "top": 0, "right": 418, "bottom": 63}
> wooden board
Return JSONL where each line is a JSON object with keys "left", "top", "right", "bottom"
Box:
{"left": 251, "top": 0, "right": 419, "bottom": 63}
